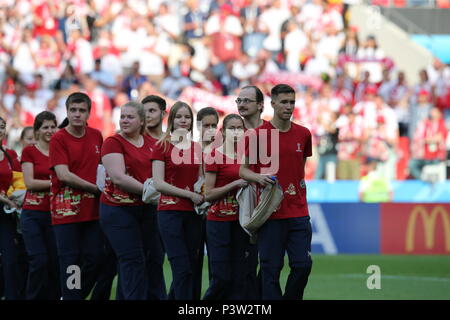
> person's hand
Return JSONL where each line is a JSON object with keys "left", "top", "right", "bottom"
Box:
{"left": 234, "top": 179, "right": 249, "bottom": 189}
{"left": 255, "top": 175, "right": 276, "bottom": 187}
{"left": 6, "top": 198, "right": 18, "bottom": 209}
{"left": 190, "top": 192, "right": 204, "bottom": 205}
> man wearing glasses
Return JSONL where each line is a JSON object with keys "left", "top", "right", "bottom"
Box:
{"left": 236, "top": 86, "right": 266, "bottom": 130}
{"left": 234, "top": 85, "right": 267, "bottom": 299}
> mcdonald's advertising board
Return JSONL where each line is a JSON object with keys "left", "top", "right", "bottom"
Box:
{"left": 381, "top": 204, "right": 450, "bottom": 254}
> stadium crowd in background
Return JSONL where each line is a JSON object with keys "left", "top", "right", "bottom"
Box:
{"left": 0, "top": 0, "right": 449, "bottom": 182}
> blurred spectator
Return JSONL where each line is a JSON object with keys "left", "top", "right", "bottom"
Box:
{"left": 336, "top": 106, "right": 365, "bottom": 180}
{"left": 32, "top": 0, "right": 58, "bottom": 38}
{"left": 52, "top": 63, "right": 80, "bottom": 94}
{"left": 410, "top": 69, "right": 433, "bottom": 105}
{"left": 59, "top": 3, "right": 90, "bottom": 43}
{"left": 139, "top": 20, "right": 168, "bottom": 90}
{"left": 34, "top": 35, "right": 61, "bottom": 88}
{"left": 357, "top": 35, "right": 385, "bottom": 83}
{"left": 359, "top": 158, "right": 393, "bottom": 203}
{"left": 409, "top": 89, "right": 432, "bottom": 141}
{"left": 314, "top": 110, "right": 338, "bottom": 180}
{"left": 409, "top": 107, "right": 448, "bottom": 180}
{"left": 82, "top": 76, "right": 113, "bottom": 137}
{"left": 90, "top": 58, "right": 117, "bottom": 100}
{"left": 12, "top": 27, "right": 38, "bottom": 85}
{"left": 353, "top": 71, "right": 372, "bottom": 103}
{"left": 66, "top": 26, "right": 94, "bottom": 74}
{"left": 183, "top": 0, "right": 208, "bottom": 46}
{"left": 240, "top": 0, "right": 265, "bottom": 58}
{"left": 207, "top": 4, "right": 243, "bottom": 64}
{"left": 284, "top": 19, "right": 308, "bottom": 73}
{"left": 388, "top": 71, "right": 409, "bottom": 136}
{"left": 363, "top": 115, "right": 392, "bottom": 163}
{"left": 339, "top": 26, "right": 359, "bottom": 58}
{"left": 332, "top": 73, "right": 353, "bottom": 106}
{"left": 154, "top": 2, "right": 181, "bottom": 42}
{"left": 121, "top": 61, "right": 147, "bottom": 100}
{"left": 377, "top": 68, "right": 393, "bottom": 103}
{"left": 259, "top": 0, "right": 291, "bottom": 63}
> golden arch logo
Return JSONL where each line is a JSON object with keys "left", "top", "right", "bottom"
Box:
{"left": 405, "top": 205, "right": 450, "bottom": 252}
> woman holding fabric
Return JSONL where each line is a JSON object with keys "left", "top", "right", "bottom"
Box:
{"left": 203, "top": 114, "right": 251, "bottom": 300}
{"left": 100, "top": 101, "right": 155, "bottom": 300}
{"left": 151, "top": 101, "right": 204, "bottom": 300}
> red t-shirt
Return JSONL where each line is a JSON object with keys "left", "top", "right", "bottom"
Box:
{"left": 100, "top": 134, "right": 153, "bottom": 206}
{"left": 150, "top": 141, "right": 202, "bottom": 212}
{"left": 245, "top": 121, "right": 312, "bottom": 219}
{"left": 205, "top": 149, "right": 240, "bottom": 222}
{"left": 49, "top": 127, "right": 103, "bottom": 225}
{"left": 0, "top": 149, "right": 20, "bottom": 197}
{"left": 21, "top": 145, "right": 51, "bottom": 212}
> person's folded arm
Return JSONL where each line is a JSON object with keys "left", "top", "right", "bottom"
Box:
{"left": 152, "top": 160, "right": 203, "bottom": 205}
{"left": 102, "top": 153, "right": 143, "bottom": 195}
{"left": 204, "top": 171, "right": 247, "bottom": 202}
{"left": 54, "top": 164, "right": 99, "bottom": 195}
{"left": 239, "top": 155, "right": 274, "bottom": 187}
{"left": 22, "top": 162, "right": 51, "bottom": 191}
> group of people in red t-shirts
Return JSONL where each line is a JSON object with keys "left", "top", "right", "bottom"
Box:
{"left": 0, "top": 84, "right": 314, "bottom": 300}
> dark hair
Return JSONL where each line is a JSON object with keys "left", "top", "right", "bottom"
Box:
{"left": 241, "top": 85, "right": 264, "bottom": 104}
{"left": 196, "top": 107, "right": 219, "bottom": 123}
{"left": 0, "top": 116, "right": 12, "bottom": 166}
{"left": 65, "top": 92, "right": 92, "bottom": 111}
{"left": 33, "top": 111, "right": 57, "bottom": 133}
{"left": 59, "top": 92, "right": 92, "bottom": 128}
{"left": 271, "top": 84, "right": 295, "bottom": 98}
{"left": 221, "top": 114, "right": 244, "bottom": 140}
{"left": 141, "top": 95, "right": 167, "bottom": 111}
{"left": 20, "top": 126, "right": 34, "bottom": 141}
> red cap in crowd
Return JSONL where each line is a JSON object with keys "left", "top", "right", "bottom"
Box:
{"left": 365, "top": 85, "right": 378, "bottom": 95}
{"left": 376, "top": 115, "right": 386, "bottom": 124}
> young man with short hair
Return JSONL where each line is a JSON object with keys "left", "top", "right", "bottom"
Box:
{"left": 240, "top": 84, "right": 313, "bottom": 300}
{"left": 141, "top": 95, "right": 167, "bottom": 300}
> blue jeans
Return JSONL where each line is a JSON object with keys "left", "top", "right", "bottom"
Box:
{"left": 258, "top": 217, "right": 313, "bottom": 300}
{"left": 20, "top": 209, "right": 60, "bottom": 300}
{"left": 315, "top": 154, "right": 337, "bottom": 180}
{"left": 158, "top": 210, "right": 203, "bottom": 300}
{"left": 53, "top": 220, "right": 104, "bottom": 300}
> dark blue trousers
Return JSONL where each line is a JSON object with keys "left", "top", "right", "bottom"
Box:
{"left": 0, "top": 209, "right": 21, "bottom": 300}
{"left": 258, "top": 216, "right": 313, "bottom": 300}
{"left": 203, "top": 220, "right": 254, "bottom": 300}
{"left": 100, "top": 203, "right": 154, "bottom": 300}
{"left": 90, "top": 233, "right": 117, "bottom": 300}
{"left": 53, "top": 220, "right": 104, "bottom": 300}
{"left": 158, "top": 210, "right": 203, "bottom": 300}
{"left": 20, "top": 209, "right": 60, "bottom": 300}
{"left": 110, "top": 205, "right": 166, "bottom": 300}
{"left": 146, "top": 209, "right": 167, "bottom": 300}
{"left": 193, "top": 216, "right": 206, "bottom": 300}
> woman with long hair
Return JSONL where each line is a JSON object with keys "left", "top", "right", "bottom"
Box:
{"left": 99, "top": 101, "right": 155, "bottom": 300}
{"left": 20, "top": 111, "right": 60, "bottom": 299}
{"left": 202, "top": 114, "right": 251, "bottom": 300}
{"left": 49, "top": 92, "right": 104, "bottom": 300}
{"left": 151, "top": 101, "right": 204, "bottom": 300}
{"left": 0, "top": 116, "right": 23, "bottom": 300}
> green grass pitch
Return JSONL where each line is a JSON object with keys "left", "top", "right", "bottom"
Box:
{"left": 107, "top": 254, "right": 450, "bottom": 300}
